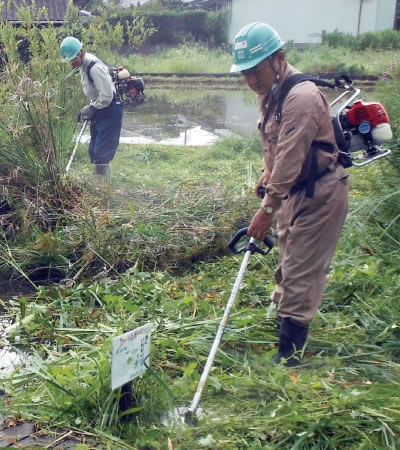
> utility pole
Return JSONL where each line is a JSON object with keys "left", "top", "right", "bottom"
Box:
{"left": 394, "top": 0, "right": 400, "bottom": 30}
{"left": 357, "top": 0, "right": 364, "bottom": 36}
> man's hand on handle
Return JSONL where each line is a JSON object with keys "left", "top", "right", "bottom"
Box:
{"left": 248, "top": 208, "right": 274, "bottom": 242}
{"left": 79, "top": 104, "right": 95, "bottom": 122}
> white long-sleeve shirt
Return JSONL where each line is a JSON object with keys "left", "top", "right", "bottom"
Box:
{"left": 79, "top": 52, "right": 116, "bottom": 110}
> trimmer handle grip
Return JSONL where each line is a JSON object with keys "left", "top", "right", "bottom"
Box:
{"left": 335, "top": 74, "right": 353, "bottom": 88}
{"left": 256, "top": 185, "right": 266, "bottom": 199}
{"left": 228, "top": 227, "right": 274, "bottom": 255}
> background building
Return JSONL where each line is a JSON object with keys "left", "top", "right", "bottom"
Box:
{"left": 228, "top": 0, "right": 398, "bottom": 45}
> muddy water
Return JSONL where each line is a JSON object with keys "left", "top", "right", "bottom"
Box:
{"left": 116, "top": 87, "right": 341, "bottom": 146}
{"left": 0, "top": 319, "right": 22, "bottom": 375}
{"left": 1, "top": 281, "right": 35, "bottom": 378}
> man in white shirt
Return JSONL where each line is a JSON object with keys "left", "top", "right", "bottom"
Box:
{"left": 60, "top": 36, "right": 123, "bottom": 177}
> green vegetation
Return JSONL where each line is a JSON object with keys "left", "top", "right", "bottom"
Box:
{"left": 2, "top": 74, "right": 400, "bottom": 446}
{"left": 127, "top": 43, "right": 232, "bottom": 74}
{"left": 322, "top": 29, "right": 400, "bottom": 50}
{"left": 2, "top": 137, "right": 400, "bottom": 448}
{"left": 128, "top": 43, "right": 399, "bottom": 77}
{"left": 120, "top": 30, "right": 400, "bottom": 76}
{"left": 0, "top": 136, "right": 262, "bottom": 284}
{"left": 0, "top": 9, "right": 400, "bottom": 450}
{"left": 113, "top": 9, "right": 230, "bottom": 47}
{"left": 285, "top": 46, "right": 397, "bottom": 77}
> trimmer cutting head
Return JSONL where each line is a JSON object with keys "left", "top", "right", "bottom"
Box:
{"left": 161, "top": 407, "right": 203, "bottom": 427}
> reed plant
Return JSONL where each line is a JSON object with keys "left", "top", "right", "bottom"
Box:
{"left": 0, "top": 20, "right": 83, "bottom": 240}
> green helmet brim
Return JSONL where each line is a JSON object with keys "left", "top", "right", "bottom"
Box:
{"left": 230, "top": 52, "right": 269, "bottom": 73}
{"left": 61, "top": 50, "right": 80, "bottom": 63}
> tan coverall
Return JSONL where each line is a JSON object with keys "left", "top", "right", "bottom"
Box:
{"left": 259, "top": 63, "right": 349, "bottom": 325}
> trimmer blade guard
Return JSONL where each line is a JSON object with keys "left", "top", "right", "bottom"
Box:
{"left": 351, "top": 147, "right": 391, "bottom": 167}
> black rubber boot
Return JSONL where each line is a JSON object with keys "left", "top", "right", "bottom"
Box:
{"left": 95, "top": 163, "right": 111, "bottom": 176}
{"left": 272, "top": 317, "right": 309, "bottom": 367}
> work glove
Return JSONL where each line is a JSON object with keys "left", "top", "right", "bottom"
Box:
{"left": 79, "top": 104, "right": 95, "bottom": 122}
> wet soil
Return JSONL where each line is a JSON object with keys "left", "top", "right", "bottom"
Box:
{"left": 0, "top": 273, "right": 36, "bottom": 302}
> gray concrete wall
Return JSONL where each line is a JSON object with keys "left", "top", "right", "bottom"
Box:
{"left": 376, "top": 0, "right": 397, "bottom": 30}
{"left": 229, "top": 0, "right": 396, "bottom": 44}
{"left": 359, "top": 0, "right": 378, "bottom": 34}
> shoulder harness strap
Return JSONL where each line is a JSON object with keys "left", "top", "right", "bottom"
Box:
{"left": 269, "top": 74, "right": 337, "bottom": 198}
{"left": 86, "top": 61, "right": 97, "bottom": 84}
{"left": 275, "top": 74, "right": 335, "bottom": 124}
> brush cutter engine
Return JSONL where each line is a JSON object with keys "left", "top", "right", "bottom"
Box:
{"left": 111, "top": 66, "right": 146, "bottom": 110}
{"left": 333, "top": 81, "right": 392, "bottom": 167}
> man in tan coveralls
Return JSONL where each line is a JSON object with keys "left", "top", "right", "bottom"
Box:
{"left": 230, "top": 22, "right": 349, "bottom": 367}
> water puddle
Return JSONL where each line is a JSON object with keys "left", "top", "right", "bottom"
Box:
{"left": 0, "top": 318, "right": 22, "bottom": 376}
{"left": 121, "top": 87, "right": 259, "bottom": 143}
{"left": 77, "top": 87, "right": 353, "bottom": 146}
{"left": 81, "top": 125, "right": 220, "bottom": 146}
{"left": 78, "top": 88, "right": 258, "bottom": 146}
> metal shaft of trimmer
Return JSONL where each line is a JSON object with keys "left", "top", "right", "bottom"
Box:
{"left": 66, "top": 120, "right": 88, "bottom": 173}
{"left": 185, "top": 238, "right": 256, "bottom": 422}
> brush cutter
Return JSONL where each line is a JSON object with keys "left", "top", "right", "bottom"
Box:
{"left": 164, "top": 228, "right": 274, "bottom": 426}
{"left": 328, "top": 76, "right": 392, "bottom": 167}
{"left": 65, "top": 119, "right": 88, "bottom": 173}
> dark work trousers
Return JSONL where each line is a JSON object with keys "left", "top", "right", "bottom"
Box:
{"left": 89, "top": 99, "right": 123, "bottom": 164}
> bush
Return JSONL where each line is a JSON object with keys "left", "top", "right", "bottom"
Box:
{"left": 322, "top": 29, "right": 355, "bottom": 48}
{"left": 323, "top": 29, "right": 400, "bottom": 50}
{"left": 106, "top": 8, "right": 229, "bottom": 47}
{"left": 205, "top": 10, "right": 230, "bottom": 47}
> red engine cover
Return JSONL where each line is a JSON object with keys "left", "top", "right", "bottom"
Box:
{"left": 346, "top": 100, "right": 390, "bottom": 127}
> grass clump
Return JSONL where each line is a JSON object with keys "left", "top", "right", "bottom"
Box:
{"left": 0, "top": 135, "right": 263, "bottom": 284}
{"left": 126, "top": 42, "right": 232, "bottom": 74}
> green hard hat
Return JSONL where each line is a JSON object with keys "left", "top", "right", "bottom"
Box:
{"left": 60, "top": 36, "right": 83, "bottom": 62}
{"left": 230, "top": 22, "right": 284, "bottom": 73}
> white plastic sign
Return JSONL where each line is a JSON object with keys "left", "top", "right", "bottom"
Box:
{"left": 111, "top": 323, "right": 152, "bottom": 391}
